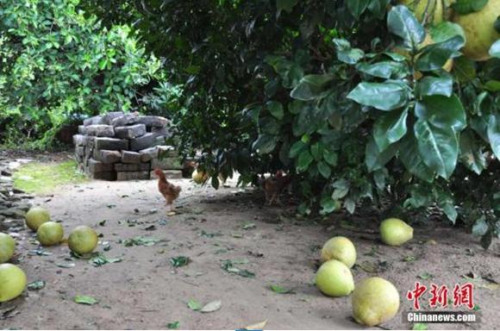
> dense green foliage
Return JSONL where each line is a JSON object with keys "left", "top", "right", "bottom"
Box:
{"left": 80, "top": 0, "right": 499, "bottom": 246}
{"left": 0, "top": 0, "right": 162, "bottom": 146}
{"left": 1, "top": 0, "right": 498, "bottom": 246}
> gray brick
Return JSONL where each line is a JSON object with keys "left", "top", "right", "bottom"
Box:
{"left": 136, "top": 115, "right": 169, "bottom": 128}
{"left": 116, "top": 171, "right": 150, "bottom": 181}
{"left": 73, "top": 134, "right": 87, "bottom": 146}
{"left": 78, "top": 125, "right": 87, "bottom": 134}
{"left": 90, "top": 171, "right": 117, "bottom": 181}
{"left": 111, "top": 113, "right": 139, "bottom": 127}
{"left": 114, "top": 163, "right": 151, "bottom": 172}
{"left": 121, "top": 151, "right": 141, "bottom": 164}
{"left": 151, "top": 126, "right": 170, "bottom": 139}
{"left": 151, "top": 156, "right": 182, "bottom": 170}
{"left": 101, "top": 111, "right": 124, "bottom": 125}
{"left": 151, "top": 170, "right": 182, "bottom": 179}
{"left": 100, "top": 150, "right": 122, "bottom": 164}
{"left": 85, "top": 125, "right": 115, "bottom": 137}
{"left": 157, "top": 145, "right": 179, "bottom": 157}
{"left": 75, "top": 146, "right": 85, "bottom": 157}
{"left": 95, "top": 137, "right": 128, "bottom": 151}
{"left": 139, "top": 147, "right": 158, "bottom": 162}
{"left": 83, "top": 116, "right": 103, "bottom": 126}
{"left": 130, "top": 133, "right": 155, "bottom": 151}
{"left": 88, "top": 159, "right": 114, "bottom": 173}
{"left": 115, "top": 124, "right": 146, "bottom": 139}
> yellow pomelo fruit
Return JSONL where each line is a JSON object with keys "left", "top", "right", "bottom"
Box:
{"left": 25, "top": 207, "right": 50, "bottom": 231}
{"left": 399, "top": 0, "right": 450, "bottom": 25}
{"left": 192, "top": 169, "right": 208, "bottom": 184}
{"left": 37, "top": 222, "right": 64, "bottom": 246}
{"left": 68, "top": 226, "right": 98, "bottom": 254}
{"left": 453, "top": 0, "right": 500, "bottom": 61}
{"left": 0, "top": 263, "right": 27, "bottom": 302}
{"left": 380, "top": 218, "right": 413, "bottom": 246}
{"left": 315, "top": 259, "right": 355, "bottom": 297}
{"left": 352, "top": 277, "right": 400, "bottom": 326}
{"left": 320, "top": 236, "right": 357, "bottom": 268}
{"left": 0, "top": 233, "right": 16, "bottom": 263}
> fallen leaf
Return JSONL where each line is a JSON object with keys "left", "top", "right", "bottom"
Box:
{"left": 245, "top": 320, "right": 268, "bottom": 330}
{"left": 55, "top": 262, "right": 76, "bottom": 268}
{"left": 418, "top": 272, "right": 433, "bottom": 280}
{"left": 403, "top": 255, "right": 416, "bottom": 262}
{"left": 27, "top": 280, "right": 45, "bottom": 291}
{"left": 74, "top": 295, "right": 98, "bottom": 305}
{"left": 167, "top": 211, "right": 176, "bottom": 216}
{"left": 242, "top": 222, "right": 256, "bottom": 230}
{"left": 221, "top": 260, "right": 255, "bottom": 278}
{"left": 89, "top": 253, "right": 122, "bottom": 267}
{"left": 166, "top": 321, "right": 180, "bottom": 329}
{"left": 106, "top": 204, "right": 116, "bottom": 209}
{"left": 358, "top": 261, "right": 378, "bottom": 273}
{"left": 170, "top": 256, "right": 191, "bottom": 268}
{"left": 99, "top": 220, "right": 106, "bottom": 226}
{"left": 144, "top": 225, "right": 157, "bottom": 231}
{"left": 270, "top": 285, "right": 294, "bottom": 294}
{"left": 122, "top": 236, "right": 161, "bottom": 247}
{"left": 231, "top": 232, "right": 244, "bottom": 238}
{"left": 187, "top": 299, "right": 202, "bottom": 311}
{"left": 200, "top": 300, "right": 222, "bottom": 313}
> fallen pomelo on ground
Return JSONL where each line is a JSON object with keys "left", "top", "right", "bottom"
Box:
{"left": 352, "top": 277, "right": 400, "bottom": 326}
{"left": 68, "top": 226, "right": 98, "bottom": 254}
{"left": 192, "top": 169, "right": 208, "bottom": 184}
{"left": 453, "top": 0, "right": 500, "bottom": 61}
{"left": 0, "top": 263, "right": 27, "bottom": 302}
{"left": 0, "top": 233, "right": 16, "bottom": 263}
{"left": 25, "top": 206, "right": 50, "bottom": 231}
{"left": 37, "top": 222, "right": 64, "bottom": 246}
{"left": 320, "top": 236, "right": 356, "bottom": 268}
{"left": 380, "top": 218, "right": 413, "bottom": 246}
{"left": 315, "top": 259, "right": 355, "bottom": 297}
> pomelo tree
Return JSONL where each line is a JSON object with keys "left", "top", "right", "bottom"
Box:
{"left": 66, "top": 0, "right": 500, "bottom": 246}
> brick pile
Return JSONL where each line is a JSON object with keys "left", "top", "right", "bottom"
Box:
{"left": 73, "top": 112, "right": 182, "bottom": 181}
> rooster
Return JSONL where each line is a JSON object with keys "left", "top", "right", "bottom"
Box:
{"left": 261, "top": 170, "right": 292, "bottom": 206}
{"left": 154, "top": 168, "right": 181, "bottom": 211}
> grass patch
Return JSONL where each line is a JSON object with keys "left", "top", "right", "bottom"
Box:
{"left": 13, "top": 160, "right": 88, "bottom": 194}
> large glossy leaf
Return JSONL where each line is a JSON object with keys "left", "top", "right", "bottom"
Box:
{"left": 459, "top": 129, "right": 487, "bottom": 175}
{"left": 252, "top": 134, "right": 277, "bottom": 155}
{"left": 332, "top": 39, "right": 364, "bottom": 64}
{"left": 346, "top": 0, "right": 370, "bottom": 18}
{"left": 416, "top": 76, "right": 453, "bottom": 97}
{"left": 414, "top": 120, "right": 459, "bottom": 179}
{"left": 289, "top": 140, "right": 307, "bottom": 158}
{"left": 387, "top": 6, "right": 425, "bottom": 50}
{"left": 276, "top": 0, "right": 299, "bottom": 13}
{"left": 290, "top": 74, "right": 335, "bottom": 101}
{"left": 487, "top": 113, "right": 500, "bottom": 160}
{"left": 429, "top": 22, "right": 466, "bottom": 44}
{"left": 453, "top": 56, "right": 476, "bottom": 83}
{"left": 296, "top": 149, "right": 313, "bottom": 173}
{"left": 491, "top": 40, "right": 500, "bottom": 58}
{"left": 373, "top": 107, "right": 408, "bottom": 151}
{"left": 317, "top": 161, "right": 331, "bottom": 179}
{"left": 347, "top": 82, "right": 409, "bottom": 111}
{"left": 415, "top": 95, "right": 466, "bottom": 132}
{"left": 365, "top": 137, "right": 397, "bottom": 172}
{"left": 452, "top": 0, "right": 488, "bottom": 15}
{"left": 266, "top": 101, "right": 284, "bottom": 120}
{"left": 356, "top": 61, "right": 408, "bottom": 79}
{"left": 416, "top": 36, "right": 465, "bottom": 72}
{"left": 399, "top": 133, "right": 435, "bottom": 182}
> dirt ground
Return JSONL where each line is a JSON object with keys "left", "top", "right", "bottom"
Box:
{"left": 1, "top": 162, "right": 499, "bottom": 329}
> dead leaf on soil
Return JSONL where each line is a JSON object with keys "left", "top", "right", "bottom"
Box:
{"left": 187, "top": 299, "right": 202, "bottom": 311}
{"left": 167, "top": 211, "right": 177, "bottom": 216}
{"left": 170, "top": 256, "right": 191, "bottom": 268}
{"left": 73, "top": 295, "right": 99, "bottom": 305}
{"left": 0, "top": 306, "right": 19, "bottom": 320}
{"left": 418, "top": 272, "right": 433, "bottom": 280}
{"left": 270, "top": 285, "right": 295, "bottom": 294}
{"left": 242, "top": 222, "right": 256, "bottom": 230}
{"left": 55, "top": 262, "right": 76, "bottom": 268}
{"left": 244, "top": 320, "right": 268, "bottom": 330}
{"left": 89, "top": 253, "right": 122, "bottom": 267}
{"left": 200, "top": 300, "right": 222, "bottom": 313}
{"left": 27, "top": 280, "right": 45, "bottom": 291}
{"left": 358, "top": 261, "right": 378, "bottom": 273}
{"left": 221, "top": 260, "right": 255, "bottom": 278}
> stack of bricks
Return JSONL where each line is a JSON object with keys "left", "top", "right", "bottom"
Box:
{"left": 73, "top": 112, "right": 182, "bottom": 181}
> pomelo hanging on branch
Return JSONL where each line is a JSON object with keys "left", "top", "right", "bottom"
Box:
{"left": 453, "top": 0, "right": 500, "bottom": 61}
